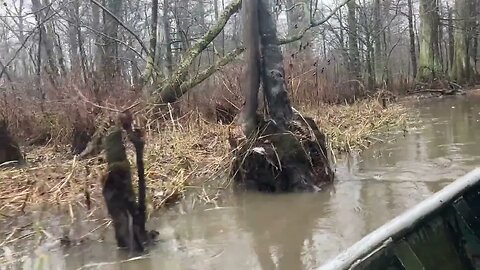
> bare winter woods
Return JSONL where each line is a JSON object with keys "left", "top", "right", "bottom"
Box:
{"left": 0, "top": 0, "right": 478, "bottom": 146}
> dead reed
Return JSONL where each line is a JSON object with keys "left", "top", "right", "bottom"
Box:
{"left": 0, "top": 99, "right": 408, "bottom": 218}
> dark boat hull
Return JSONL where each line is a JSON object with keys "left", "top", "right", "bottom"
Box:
{"left": 319, "top": 168, "right": 480, "bottom": 270}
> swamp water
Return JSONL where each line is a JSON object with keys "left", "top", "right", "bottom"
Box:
{"left": 3, "top": 95, "right": 480, "bottom": 270}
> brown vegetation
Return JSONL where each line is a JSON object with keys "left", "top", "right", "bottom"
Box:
{"left": 0, "top": 56, "right": 408, "bottom": 216}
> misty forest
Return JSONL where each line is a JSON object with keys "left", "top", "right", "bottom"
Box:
{"left": 0, "top": 0, "right": 480, "bottom": 268}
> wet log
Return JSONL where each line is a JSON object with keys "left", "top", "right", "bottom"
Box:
{"left": 230, "top": 112, "right": 334, "bottom": 192}
{"left": 102, "top": 126, "right": 157, "bottom": 251}
{"left": 0, "top": 120, "right": 24, "bottom": 166}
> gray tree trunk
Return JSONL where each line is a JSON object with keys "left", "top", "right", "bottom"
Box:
{"left": 408, "top": 0, "right": 417, "bottom": 78}
{"left": 258, "top": 0, "right": 293, "bottom": 126}
{"left": 451, "top": 0, "right": 473, "bottom": 83}
{"left": 417, "top": 0, "right": 441, "bottom": 81}
{"left": 102, "top": 0, "right": 122, "bottom": 80}
{"left": 347, "top": 0, "right": 360, "bottom": 79}
{"left": 373, "top": 0, "right": 383, "bottom": 84}
{"left": 68, "top": 0, "right": 80, "bottom": 70}
{"left": 162, "top": 0, "right": 173, "bottom": 76}
{"left": 32, "top": 0, "right": 59, "bottom": 81}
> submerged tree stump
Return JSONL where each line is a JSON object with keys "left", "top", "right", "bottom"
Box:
{"left": 230, "top": 112, "right": 334, "bottom": 192}
{"left": 102, "top": 126, "right": 157, "bottom": 252}
{"left": 0, "top": 120, "right": 24, "bottom": 165}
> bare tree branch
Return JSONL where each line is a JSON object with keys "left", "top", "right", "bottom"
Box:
{"left": 152, "top": 0, "right": 242, "bottom": 103}
{"left": 179, "top": 47, "right": 244, "bottom": 93}
{"left": 278, "top": 0, "right": 353, "bottom": 45}
{"left": 90, "top": 0, "right": 149, "bottom": 54}
{"left": 0, "top": 9, "right": 59, "bottom": 80}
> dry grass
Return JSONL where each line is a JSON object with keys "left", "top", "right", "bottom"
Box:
{"left": 306, "top": 100, "right": 408, "bottom": 153}
{"left": 0, "top": 99, "right": 408, "bottom": 218}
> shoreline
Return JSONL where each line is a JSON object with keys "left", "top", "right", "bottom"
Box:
{"left": 0, "top": 98, "right": 408, "bottom": 218}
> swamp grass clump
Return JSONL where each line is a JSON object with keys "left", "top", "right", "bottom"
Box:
{"left": 0, "top": 99, "right": 407, "bottom": 218}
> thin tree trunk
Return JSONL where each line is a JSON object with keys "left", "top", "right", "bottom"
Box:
{"left": 51, "top": 22, "right": 67, "bottom": 76}
{"left": 347, "top": 0, "right": 360, "bottom": 79}
{"left": 32, "top": 0, "right": 59, "bottom": 83}
{"left": 92, "top": 3, "right": 103, "bottom": 72}
{"left": 163, "top": 0, "right": 173, "bottom": 76}
{"left": 144, "top": 0, "right": 159, "bottom": 82}
{"left": 68, "top": 0, "right": 80, "bottom": 70}
{"left": 102, "top": 0, "right": 122, "bottom": 81}
{"left": 373, "top": 0, "right": 383, "bottom": 84}
{"left": 448, "top": 7, "right": 454, "bottom": 72}
{"left": 407, "top": 0, "right": 417, "bottom": 78}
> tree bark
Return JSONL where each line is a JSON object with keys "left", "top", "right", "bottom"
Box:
{"left": 241, "top": 0, "right": 260, "bottom": 136}
{"left": 102, "top": 127, "right": 149, "bottom": 251}
{"left": 162, "top": 0, "right": 173, "bottom": 76}
{"left": 68, "top": 0, "right": 80, "bottom": 70}
{"left": 373, "top": 0, "right": 384, "bottom": 84}
{"left": 230, "top": 0, "right": 334, "bottom": 193}
{"left": 407, "top": 0, "right": 417, "bottom": 78}
{"left": 32, "top": 0, "right": 59, "bottom": 82}
{"left": 347, "top": 0, "right": 360, "bottom": 80}
{"left": 258, "top": 0, "right": 293, "bottom": 127}
{"left": 143, "top": 0, "right": 159, "bottom": 82}
{"left": 417, "top": 0, "right": 442, "bottom": 82}
{"left": 102, "top": 0, "right": 122, "bottom": 81}
{"left": 448, "top": 7, "right": 455, "bottom": 73}
{"left": 451, "top": 0, "right": 473, "bottom": 83}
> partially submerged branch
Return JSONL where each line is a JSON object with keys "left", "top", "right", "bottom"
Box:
{"left": 90, "top": 0, "right": 149, "bottom": 54}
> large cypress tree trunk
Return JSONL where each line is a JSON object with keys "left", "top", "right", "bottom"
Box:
{"left": 230, "top": 0, "right": 334, "bottom": 193}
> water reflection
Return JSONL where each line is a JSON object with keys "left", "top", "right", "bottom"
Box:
{"left": 6, "top": 95, "right": 480, "bottom": 270}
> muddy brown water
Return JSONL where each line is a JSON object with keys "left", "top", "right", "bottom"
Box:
{"left": 3, "top": 95, "right": 480, "bottom": 270}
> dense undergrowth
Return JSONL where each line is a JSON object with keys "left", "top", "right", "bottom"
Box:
{"left": 0, "top": 60, "right": 409, "bottom": 217}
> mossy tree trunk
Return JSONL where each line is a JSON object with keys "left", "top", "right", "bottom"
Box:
{"left": 450, "top": 0, "right": 474, "bottom": 83}
{"left": 417, "top": 0, "right": 442, "bottom": 82}
{"left": 102, "top": 126, "right": 156, "bottom": 252}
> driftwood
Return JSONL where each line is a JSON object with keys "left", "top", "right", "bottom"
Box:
{"left": 101, "top": 126, "right": 157, "bottom": 252}
{"left": 411, "top": 88, "right": 466, "bottom": 96}
{"left": 0, "top": 120, "right": 24, "bottom": 166}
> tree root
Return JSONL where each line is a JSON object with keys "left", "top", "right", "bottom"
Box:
{"left": 229, "top": 112, "right": 334, "bottom": 192}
